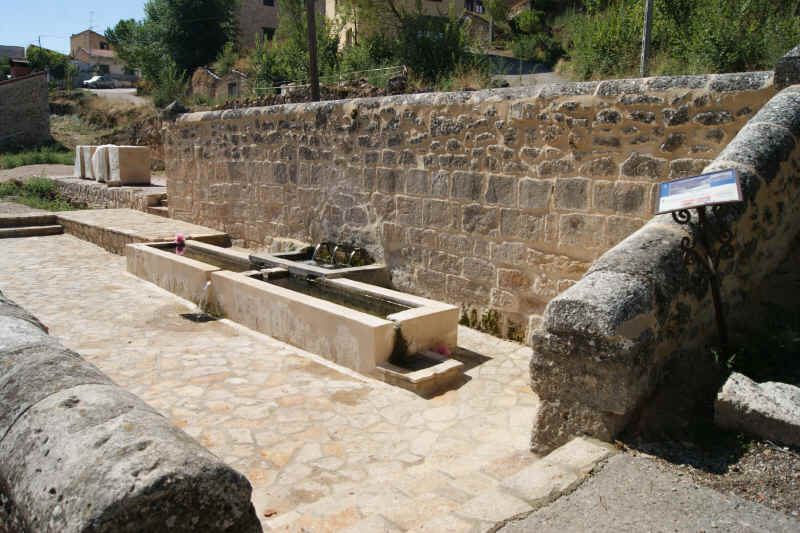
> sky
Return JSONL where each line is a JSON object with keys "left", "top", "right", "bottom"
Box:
{"left": 1, "top": 0, "right": 147, "bottom": 55}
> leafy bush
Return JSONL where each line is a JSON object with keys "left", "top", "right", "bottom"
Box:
{"left": 151, "top": 59, "right": 188, "bottom": 108}
{"left": 569, "top": 0, "right": 642, "bottom": 79}
{"left": 512, "top": 33, "right": 562, "bottom": 65}
{"left": 214, "top": 41, "right": 238, "bottom": 76}
{"left": 396, "top": 8, "right": 474, "bottom": 82}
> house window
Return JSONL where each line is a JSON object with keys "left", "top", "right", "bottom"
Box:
{"left": 263, "top": 27, "right": 276, "bottom": 40}
{"left": 263, "top": 0, "right": 274, "bottom": 5}
{"left": 99, "top": 42, "right": 109, "bottom": 50}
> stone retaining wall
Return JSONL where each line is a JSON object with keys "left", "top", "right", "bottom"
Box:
{"left": 53, "top": 176, "right": 166, "bottom": 211}
{"left": 166, "top": 72, "right": 774, "bottom": 340}
{"left": 0, "top": 290, "right": 261, "bottom": 532}
{"left": 529, "top": 82, "right": 800, "bottom": 452}
{"left": 0, "top": 72, "right": 50, "bottom": 150}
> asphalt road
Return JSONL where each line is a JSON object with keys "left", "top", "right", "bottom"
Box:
{"left": 85, "top": 88, "right": 148, "bottom": 106}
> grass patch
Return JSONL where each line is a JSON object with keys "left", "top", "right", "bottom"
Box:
{"left": 0, "top": 177, "right": 82, "bottom": 211}
{"left": 0, "top": 145, "right": 74, "bottom": 169}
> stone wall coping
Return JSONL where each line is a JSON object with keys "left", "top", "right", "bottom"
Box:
{"left": 176, "top": 71, "right": 773, "bottom": 124}
{"left": 0, "top": 291, "right": 261, "bottom": 532}
{"left": 0, "top": 71, "right": 45, "bottom": 88}
{"left": 529, "top": 75, "right": 800, "bottom": 453}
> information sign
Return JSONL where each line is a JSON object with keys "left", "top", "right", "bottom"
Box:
{"left": 656, "top": 169, "right": 742, "bottom": 214}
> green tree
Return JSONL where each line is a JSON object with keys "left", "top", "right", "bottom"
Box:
{"left": 105, "top": 0, "right": 240, "bottom": 86}
{"left": 485, "top": 0, "right": 510, "bottom": 43}
{"left": 26, "top": 45, "right": 71, "bottom": 79}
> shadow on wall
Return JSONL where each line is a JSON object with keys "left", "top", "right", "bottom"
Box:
{"left": 529, "top": 44, "right": 800, "bottom": 453}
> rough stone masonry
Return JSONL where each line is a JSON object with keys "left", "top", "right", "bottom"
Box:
{"left": 165, "top": 71, "right": 773, "bottom": 342}
{"left": 0, "top": 72, "right": 49, "bottom": 150}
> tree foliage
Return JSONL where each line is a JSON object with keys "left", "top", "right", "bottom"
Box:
{"left": 105, "top": 0, "right": 240, "bottom": 95}
{"left": 26, "top": 46, "right": 72, "bottom": 79}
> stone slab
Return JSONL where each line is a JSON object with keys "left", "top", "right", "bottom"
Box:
{"left": 0, "top": 225, "right": 63, "bottom": 238}
{"left": 715, "top": 372, "right": 800, "bottom": 448}
{"left": 55, "top": 208, "right": 230, "bottom": 255}
{"left": 109, "top": 145, "right": 151, "bottom": 185}
{"left": 79, "top": 145, "right": 98, "bottom": 179}
{"left": 0, "top": 214, "right": 57, "bottom": 228}
{"left": 501, "top": 437, "right": 617, "bottom": 506}
{"left": 91, "top": 144, "right": 111, "bottom": 182}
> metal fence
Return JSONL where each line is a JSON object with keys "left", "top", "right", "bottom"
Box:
{"left": 253, "top": 65, "right": 403, "bottom": 95}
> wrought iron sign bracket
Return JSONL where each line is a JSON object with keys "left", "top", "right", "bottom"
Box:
{"left": 671, "top": 205, "right": 735, "bottom": 355}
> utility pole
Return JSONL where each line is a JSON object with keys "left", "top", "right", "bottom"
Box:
{"left": 306, "top": 0, "right": 320, "bottom": 102}
{"left": 639, "top": 0, "right": 654, "bottom": 78}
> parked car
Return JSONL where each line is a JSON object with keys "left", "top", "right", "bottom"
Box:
{"left": 82, "top": 75, "right": 113, "bottom": 89}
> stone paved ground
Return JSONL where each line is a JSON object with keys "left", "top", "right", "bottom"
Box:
{"left": 0, "top": 233, "right": 541, "bottom": 532}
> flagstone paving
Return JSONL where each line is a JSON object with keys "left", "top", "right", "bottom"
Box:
{"left": 0, "top": 233, "right": 541, "bottom": 532}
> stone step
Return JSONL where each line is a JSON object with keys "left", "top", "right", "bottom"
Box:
{"left": 263, "top": 438, "right": 617, "bottom": 533}
{"left": 0, "top": 225, "right": 63, "bottom": 239}
{"left": 146, "top": 206, "right": 170, "bottom": 218}
{"left": 0, "top": 214, "right": 58, "bottom": 228}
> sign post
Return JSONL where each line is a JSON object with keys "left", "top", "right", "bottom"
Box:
{"left": 656, "top": 169, "right": 743, "bottom": 356}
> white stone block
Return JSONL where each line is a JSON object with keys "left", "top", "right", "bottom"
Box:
{"left": 91, "top": 145, "right": 112, "bottom": 183}
{"left": 108, "top": 146, "right": 151, "bottom": 185}
{"left": 78, "top": 146, "right": 98, "bottom": 179}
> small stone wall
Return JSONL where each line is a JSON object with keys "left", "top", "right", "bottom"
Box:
{"left": 53, "top": 176, "right": 165, "bottom": 211}
{"left": 166, "top": 72, "right": 774, "bottom": 340}
{"left": 0, "top": 72, "right": 49, "bottom": 150}
{"left": 529, "top": 83, "right": 800, "bottom": 453}
{"left": 0, "top": 290, "right": 261, "bottom": 532}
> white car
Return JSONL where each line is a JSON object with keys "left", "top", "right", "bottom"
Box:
{"left": 83, "top": 75, "right": 113, "bottom": 89}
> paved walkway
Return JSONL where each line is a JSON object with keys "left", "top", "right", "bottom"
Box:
{"left": 498, "top": 453, "right": 798, "bottom": 533}
{"left": 0, "top": 233, "right": 541, "bottom": 532}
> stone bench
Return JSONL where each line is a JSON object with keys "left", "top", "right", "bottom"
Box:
{"left": 75, "top": 145, "right": 151, "bottom": 186}
{"left": 0, "top": 290, "right": 260, "bottom": 532}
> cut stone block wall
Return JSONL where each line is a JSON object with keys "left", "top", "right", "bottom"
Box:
{"left": 0, "top": 72, "right": 49, "bottom": 150}
{"left": 0, "top": 290, "right": 261, "bottom": 532}
{"left": 165, "top": 72, "right": 774, "bottom": 339}
{"left": 529, "top": 83, "right": 800, "bottom": 453}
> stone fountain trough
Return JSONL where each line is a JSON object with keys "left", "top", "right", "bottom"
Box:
{"left": 126, "top": 240, "right": 462, "bottom": 394}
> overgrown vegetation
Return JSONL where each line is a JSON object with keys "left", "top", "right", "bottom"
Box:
{"left": 106, "top": 0, "right": 238, "bottom": 106}
{"left": 558, "top": 0, "right": 800, "bottom": 79}
{"left": 0, "top": 145, "right": 74, "bottom": 169}
{"left": 509, "top": 7, "right": 563, "bottom": 66}
{"left": 0, "top": 177, "right": 81, "bottom": 211}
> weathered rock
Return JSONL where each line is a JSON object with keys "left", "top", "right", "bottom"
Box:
{"left": 715, "top": 372, "right": 800, "bottom": 448}
{"left": 0, "top": 291, "right": 261, "bottom": 533}
{"left": 775, "top": 44, "right": 800, "bottom": 90}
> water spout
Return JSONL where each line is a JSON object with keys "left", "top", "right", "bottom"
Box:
{"left": 312, "top": 243, "right": 323, "bottom": 263}
{"left": 197, "top": 280, "right": 211, "bottom": 314}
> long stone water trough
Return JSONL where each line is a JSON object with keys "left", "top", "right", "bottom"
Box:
{"left": 126, "top": 240, "right": 462, "bottom": 395}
